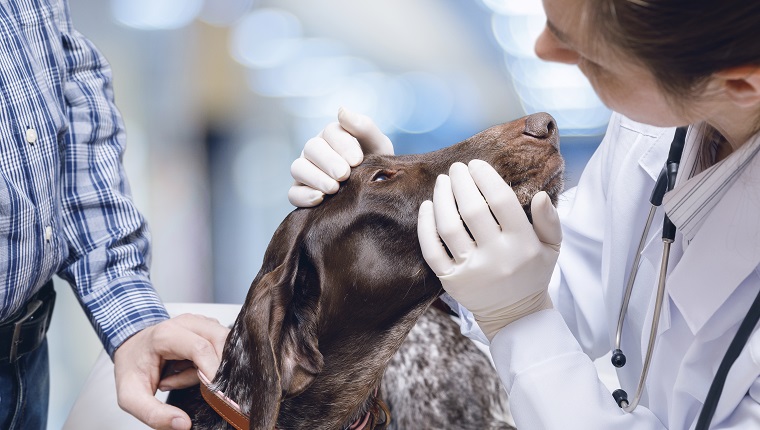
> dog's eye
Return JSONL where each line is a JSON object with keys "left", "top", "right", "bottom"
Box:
{"left": 371, "top": 170, "right": 397, "bottom": 182}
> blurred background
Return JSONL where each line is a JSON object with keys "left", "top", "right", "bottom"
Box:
{"left": 47, "top": 0, "right": 611, "bottom": 428}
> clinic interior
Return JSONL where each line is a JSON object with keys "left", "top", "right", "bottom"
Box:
{"left": 47, "top": 0, "right": 610, "bottom": 428}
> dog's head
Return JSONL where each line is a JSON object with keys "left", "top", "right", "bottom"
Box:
{"left": 215, "top": 112, "right": 564, "bottom": 429}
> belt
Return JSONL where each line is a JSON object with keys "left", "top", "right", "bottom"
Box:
{"left": 0, "top": 280, "right": 56, "bottom": 364}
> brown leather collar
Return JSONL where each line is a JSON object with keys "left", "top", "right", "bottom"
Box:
{"left": 198, "top": 370, "right": 384, "bottom": 430}
{"left": 199, "top": 370, "right": 249, "bottom": 430}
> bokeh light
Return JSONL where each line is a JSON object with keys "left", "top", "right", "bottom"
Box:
{"left": 111, "top": 0, "right": 203, "bottom": 30}
{"left": 229, "top": 8, "right": 303, "bottom": 69}
{"left": 392, "top": 72, "right": 453, "bottom": 134}
{"left": 485, "top": 0, "right": 610, "bottom": 135}
{"left": 198, "top": 0, "right": 257, "bottom": 26}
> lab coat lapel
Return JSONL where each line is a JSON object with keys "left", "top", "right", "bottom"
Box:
{"left": 660, "top": 158, "right": 760, "bottom": 427}
{"left": 667, "top": 159, "right": 760, "bottom": 339}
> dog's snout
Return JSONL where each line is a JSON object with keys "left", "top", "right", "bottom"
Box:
{"left": 523, "top": 112, "right": 558, "bottom": 145}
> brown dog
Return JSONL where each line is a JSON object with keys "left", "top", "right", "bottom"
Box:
{"left": 169, "top": 112, "right": 564, "bottom": 430}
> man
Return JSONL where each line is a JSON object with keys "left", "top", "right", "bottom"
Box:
{"left": 0, "top": 1, "right": 228, "bottom": 429}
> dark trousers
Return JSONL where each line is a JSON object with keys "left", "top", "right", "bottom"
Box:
{"left": 0, "top": 338, "right": 50, "bottom": 430}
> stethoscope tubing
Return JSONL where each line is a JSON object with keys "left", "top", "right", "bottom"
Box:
{"left": 623, "top": 239, "right": 672, "bottom": 412}
{"left": 612, "top": 127, "right": 687, "bottom": 412}
{"left": 614, "top": 204, "right": 657, "bottom": 352}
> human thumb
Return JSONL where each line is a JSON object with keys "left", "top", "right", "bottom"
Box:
{"left": 531, "top": 191, "right": 562, "bottom": 251}
{"left": 120, "top": 389, "right": 192, "bottom": 430}
{"left": 337, "top": 107, "right": 394, "bottom": 155}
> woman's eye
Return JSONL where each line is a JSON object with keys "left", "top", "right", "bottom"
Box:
{"left": 371, "top": 170, "right": 396, "bottom": 182}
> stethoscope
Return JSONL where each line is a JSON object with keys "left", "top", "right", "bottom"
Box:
{"left": 610, "top": 126, "right": 760, "bottom": 429}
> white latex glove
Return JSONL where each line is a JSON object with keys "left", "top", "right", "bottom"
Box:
{"left": 417, "top": 159, "right": 562, "bottom": 341}
{"left": 288, "top": 107, "right": 394, "bottom": 207}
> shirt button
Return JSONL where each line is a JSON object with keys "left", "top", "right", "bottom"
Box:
{"left": 44, "top": 226, "right": 52, "bottom": 242}
{"left": 26, "top": 127, "right": 38, "bottom": 144}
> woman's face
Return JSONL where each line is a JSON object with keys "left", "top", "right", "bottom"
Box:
{"left": 536, "top": 0, "right": 712, "bottom": 127}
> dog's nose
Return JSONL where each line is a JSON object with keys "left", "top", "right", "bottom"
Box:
{"left": 523, "top": 112, "right": 558, "bottom": 146}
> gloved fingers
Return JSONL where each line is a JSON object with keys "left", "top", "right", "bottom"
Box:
{"left": 468, "top": 159, "right": 532, "bottom": 234}
{"left": 303, "top": 136, "right": 352, "bottom": 181}
{"left": 288, "top": 183, "right": 325, "bottom": 207}
{"left": 418, "top": 200, "right": 454, "bottom": 276}
{"left": 290, "top": 157, "right": 340, "bottom": 195}
{"left": 531, "top": 191, "right": 562, "bottom": 251}
{"left": 319, "top": 122, "right": 365, "bottom": 167}
{"left": 433, "top": 174, "right": 475, "bottom": 262}
{"left": 337, "top": 107, "right": 395, "bottom": 155}
{"left": 448, "top": 162, "right": 501, "bottom": 242}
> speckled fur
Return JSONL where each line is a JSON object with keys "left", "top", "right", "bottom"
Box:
{"left": 382, "top": 307, "right": 515, "bottom": 430}
{"left": 169, "top": 114, "right": 563, "bottom": 430}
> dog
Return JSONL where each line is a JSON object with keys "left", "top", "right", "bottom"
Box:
{"left": 168, "top": 112, "right": 564, "bottom": 429}
{"left": 380, "top": 303, "right": 514, "bottom": 430}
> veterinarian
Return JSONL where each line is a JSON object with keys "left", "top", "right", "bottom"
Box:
{"left": 0, "top": 2, "right": 229, "bottom": 430}
{"left": 288, "top": 0, "right": 760, "bottom": 428}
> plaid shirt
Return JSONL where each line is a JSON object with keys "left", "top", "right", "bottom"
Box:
{"left": 0, "top": 0, "right": 168, "bottom": 357}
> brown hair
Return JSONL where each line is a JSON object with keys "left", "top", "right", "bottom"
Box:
{"left": 591, "top": 0, "right": 760, "bottom": 100}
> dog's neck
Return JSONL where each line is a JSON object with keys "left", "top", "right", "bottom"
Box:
{"left": 213, "top": 303, "right": 430, "bottom": 430}
{"left": 275, "top": 323, "right": 414, "bottom": 428}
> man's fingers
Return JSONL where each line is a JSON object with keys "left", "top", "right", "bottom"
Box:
{"left": 337, "top": 107, "right": 394, "bottom": 155}
{"left": 118, "top": 374, "right": 191, "bottom": 430}
{"left": 159, "top": 367, "right": 199, "bottom": 392}
{"left": 180, "top": 314, "right": 229, "bottom": 360}
{"left": 155, "top": 314, "right": 229, "bottom": 378}
{"left": 531, "top": 191, "right": 562, "bottom": 251}
{"left": 113, "top": 315, "right": 230, "bottom": 430}
{"left": 160, "top": 359, "right": 194, "bottom": 380}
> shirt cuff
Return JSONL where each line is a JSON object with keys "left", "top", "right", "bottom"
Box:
{"left": 80, "top": 275, "right": 170, "bottom": 358}
{"left": 446, "top": 297, "right": 490, "bottom": 345}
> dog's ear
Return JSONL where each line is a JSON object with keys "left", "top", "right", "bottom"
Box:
{"left": 241, "top": 212, "right": 324, "bottom": 429}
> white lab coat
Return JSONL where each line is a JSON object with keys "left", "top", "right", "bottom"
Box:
{"left": 487, "top": 113, "right": 760, "bottom": 429}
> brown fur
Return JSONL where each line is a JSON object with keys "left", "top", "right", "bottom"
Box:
{"left": 169, "top": 112, "right": 564, "bottom": 429}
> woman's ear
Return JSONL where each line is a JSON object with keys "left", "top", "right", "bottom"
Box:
{"left": 715, "top": 66, "right": 760, "bottom": 108}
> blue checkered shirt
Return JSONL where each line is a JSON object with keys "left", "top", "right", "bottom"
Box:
{"left": 0, "top": 0, "right": 169, "bottom": 357}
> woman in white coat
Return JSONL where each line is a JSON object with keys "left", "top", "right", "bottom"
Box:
{"left": 287, "top": 0, "right": 760, "bottom": 428}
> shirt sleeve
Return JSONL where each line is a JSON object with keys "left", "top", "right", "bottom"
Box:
{"left": 55, "top": 6, "right": 169, "bottom": 358}
{"left": 490, "top": 309, "right": 668, "bottom": 429}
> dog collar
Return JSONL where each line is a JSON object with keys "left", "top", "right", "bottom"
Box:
{"left": 199, "top": 370, "right": 249, "bottom": 430}
{"left": 198, "top": 370, "right": 375, "bottom": 430}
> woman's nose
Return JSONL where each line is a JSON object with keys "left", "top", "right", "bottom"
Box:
{"left": 534, "top": 26, "right": 580, "bottom": 65}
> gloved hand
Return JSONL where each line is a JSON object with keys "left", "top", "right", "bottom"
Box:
{"left": 288, "top": 107, "right": 394, "bottom": 207}
{"left": 417, "top": 159, "right": 562, "bottom": 341}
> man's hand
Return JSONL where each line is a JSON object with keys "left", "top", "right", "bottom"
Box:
{"left": 288, "top": 107, "right": 394, "bottom": 207}
{"left": 113, "top": 314, "right": 230, "bottom": 430}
